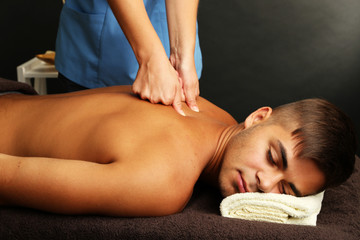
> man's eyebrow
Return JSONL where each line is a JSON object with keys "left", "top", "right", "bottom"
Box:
{"left": 289, "top": 183, "right": 302, "bottom": 197}
{"left": 277, "top": 140, "right": 301, "bottom": 196}
{"left": 277, "top": 140, "right": 288, "bottom": 170}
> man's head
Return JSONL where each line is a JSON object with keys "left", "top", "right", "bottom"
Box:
{"left": 218, "top": 98, "right": 357, "bottom": 197}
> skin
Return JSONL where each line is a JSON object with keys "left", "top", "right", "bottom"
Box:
{"left": 0, "top": 86, "right": 325, "bottom": 216}
{"left": 107, "top": 0, "right": 200, "bottom": 115}
{"left": 217, "top": 107, "right": 325, "bottom": 198}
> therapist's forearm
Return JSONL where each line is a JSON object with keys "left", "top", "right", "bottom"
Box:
{"left": 165, "top": 0, "right": 199, "bottom": 64}
{"left": 107, "top": 0, "right": 167, "bottom": 63}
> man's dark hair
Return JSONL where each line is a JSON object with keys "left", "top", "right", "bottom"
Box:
{"left": 272, "top": 98, "right": 357, "bottom": 191}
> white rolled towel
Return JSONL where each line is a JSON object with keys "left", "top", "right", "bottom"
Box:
{"left": 220, "top": 191, "right": 324, "bottom": 226}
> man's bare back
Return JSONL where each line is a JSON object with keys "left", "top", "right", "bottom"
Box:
{"left": 0, "top": 86, "right": 237, "bottom": 216}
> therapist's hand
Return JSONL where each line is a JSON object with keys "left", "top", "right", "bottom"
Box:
{"left": 107, "top": 0, "right": 200, "bottom": 116}
{"left": 132, "top": 52, "right": 186, "bottom": 116}
{"left": 169, "top": 53, "right": 200, "bottom": 113}
{"left": 165, "top": 0, "right": 200, "bottom": 114}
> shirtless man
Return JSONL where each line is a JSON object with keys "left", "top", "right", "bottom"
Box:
{"left": 0, "top": 85, "right": 356, "bottom": 216}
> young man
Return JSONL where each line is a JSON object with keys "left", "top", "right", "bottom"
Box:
{"left": 0, "top": 84, "right": 356, "bottom": 216}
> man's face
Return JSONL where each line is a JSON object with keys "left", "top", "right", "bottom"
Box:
{"left": 218, "top": 112, "right": 325, "bottom": 197}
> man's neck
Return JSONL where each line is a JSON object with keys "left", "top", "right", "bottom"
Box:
{"left": 200, "top": 123, "right": 245, "bottom": 186}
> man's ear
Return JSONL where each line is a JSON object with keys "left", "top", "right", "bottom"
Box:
{"left": 244, "top": 107, "right": 272, "bottom": 129}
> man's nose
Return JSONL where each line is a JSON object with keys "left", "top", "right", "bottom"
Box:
{"left": 256, "top": 169, "right": 283, "bottom": 193}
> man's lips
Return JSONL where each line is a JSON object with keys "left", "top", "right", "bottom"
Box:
{"left": 237, "top": 171, "right": 247, "bottom": 193}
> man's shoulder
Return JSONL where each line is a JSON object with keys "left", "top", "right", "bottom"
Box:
{"left": 197, "top": 97, "right": 237, "bottom": 125}
{"left": 102, "top": 154, "right": 198, "bottom": 215}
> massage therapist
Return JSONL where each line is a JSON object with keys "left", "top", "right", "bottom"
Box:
{"left": 55, "top": 0, "right": 202, "bottom": 116}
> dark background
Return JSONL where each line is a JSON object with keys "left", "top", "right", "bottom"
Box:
{"left": 0, "top": 0, "right": 63, "bottom": 92}
{"left": 0, "top": 0, "right": 359, "bottom": 154}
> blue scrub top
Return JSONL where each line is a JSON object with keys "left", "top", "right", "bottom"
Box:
{"left": 55, "top": 0, "right": 202, "bottom": 88}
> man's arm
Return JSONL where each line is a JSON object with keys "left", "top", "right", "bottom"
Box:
{"left": 106, "top": 0, "right": 185, "bottom": 116}
{"left": 0, "top": 153, "right": 192, "bottom": 216}
{"left": 166, "top": 0, "right": 200, "bottom": 112}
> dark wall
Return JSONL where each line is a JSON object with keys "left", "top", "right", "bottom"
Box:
{"left": 0, "top": 0, "right": 62, "bottom": 81}
{"left": 0, "top": 0, "right": 359, "bottom": 154}
{"left": 198, "top": 0, "right": 360, "bottom": 154}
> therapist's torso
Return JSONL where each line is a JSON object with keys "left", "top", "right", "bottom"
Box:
{"left": 55, "top": 0, "right": 202, "bottom": 88}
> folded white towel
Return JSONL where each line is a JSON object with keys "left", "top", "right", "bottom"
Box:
{"left": 220, "top": 192, "right": 324, "bottom": 226}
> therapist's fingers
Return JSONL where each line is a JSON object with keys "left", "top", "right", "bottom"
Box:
{"left": 174, "top": 62, "right": 200, "bottom": 113}
{"left": 177, "top": 76, "right": 186, "bottom": 102}
{"left": 184, "top": 82, "right": 199, "bottom": 112}
{"left": 183, "top": 77, "right": 200, "bottom": 113}
{"left": 132, "top": 56, "right": 179, "bottom": 106}
{"left": 172, "top": 84, "right": 185, "bottom": 116}
{"left": 186, "top": 95, "right": 199, "bottom": 113}
{"left": 181, "top": 88, "right": 186, "bottom": 102}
